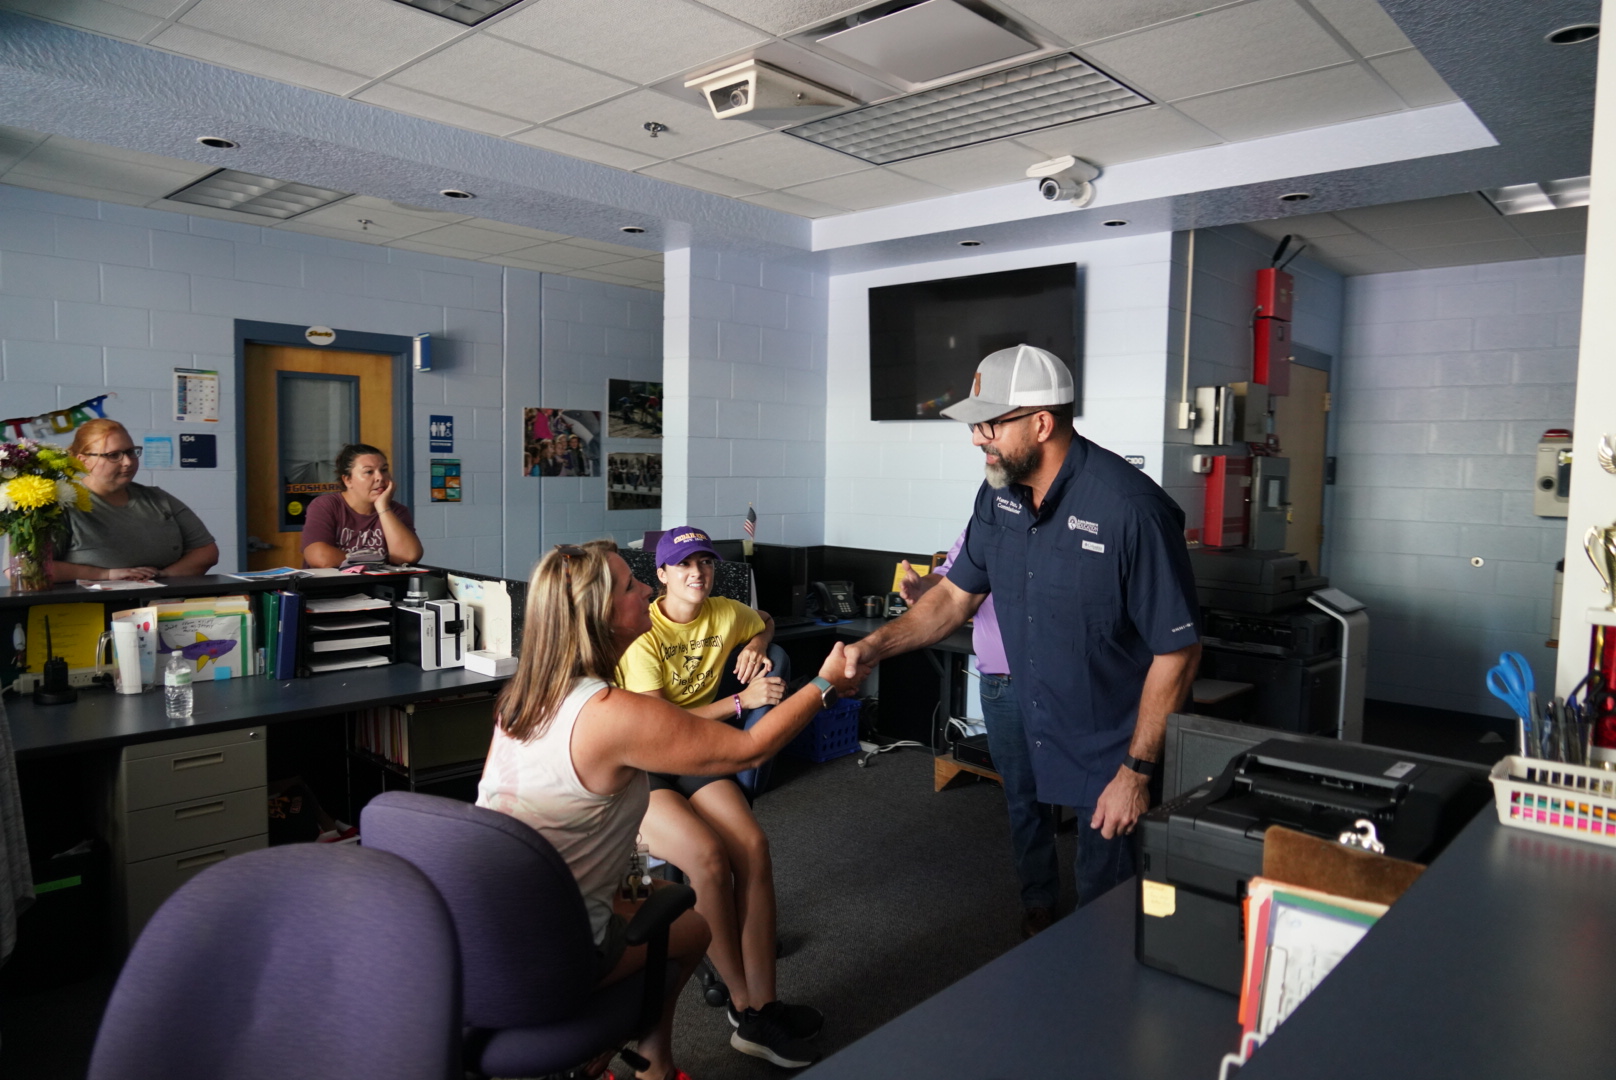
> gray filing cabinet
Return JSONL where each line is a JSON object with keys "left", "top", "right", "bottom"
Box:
{"left": 105, "top": 726, "right": 267, "bottom": 945}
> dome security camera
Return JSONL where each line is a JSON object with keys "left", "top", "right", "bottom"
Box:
{"left": 1027, "top": 155, "right": 1100, "bottom": 206}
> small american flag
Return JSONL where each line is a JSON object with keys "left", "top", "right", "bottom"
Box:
{"left": 744, "top": 505, "right": 757, "bottom": 538}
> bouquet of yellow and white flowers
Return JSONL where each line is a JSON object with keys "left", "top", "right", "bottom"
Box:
{"left": 1, "top": 438, "right": 91, "bottom": 591}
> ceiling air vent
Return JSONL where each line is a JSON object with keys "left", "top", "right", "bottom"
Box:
{"left": 786, "top": 52, "right": 1148, "bottom": 166}
{"left": 1480, "top": 176, "right": 1590, "bottom": 215}
{"left": 165, "top": 170, "right": 351, "bottom": 219}
{"left": 389, "top": 0, "right": 523, "bottom": 27}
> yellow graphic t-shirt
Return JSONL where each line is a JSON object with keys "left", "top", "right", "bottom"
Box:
{"left": 617, "top": 596, "right": 766, "bottom": 708}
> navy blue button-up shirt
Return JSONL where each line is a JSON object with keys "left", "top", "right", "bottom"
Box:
{"left": 947, "top": 436, "right": 1200, "bottom": 808}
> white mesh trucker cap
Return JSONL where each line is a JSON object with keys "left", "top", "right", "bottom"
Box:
{"left": 940, "top": 344, "right": 1074, "bottom": 425}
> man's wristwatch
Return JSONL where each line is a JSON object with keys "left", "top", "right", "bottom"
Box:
{"left": 809, "top": 676, "right": 838, "bottom": 710}
{"left": 1122, "top": 755, "right": 1157, "bottom": 778}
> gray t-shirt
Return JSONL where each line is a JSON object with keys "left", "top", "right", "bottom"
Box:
{"left": 58, "top": 482, "right": 215, "bottom": 570}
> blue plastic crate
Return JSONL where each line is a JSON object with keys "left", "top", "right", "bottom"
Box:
{"left": 784, "top": 697, "right": 861, "bottom": 763}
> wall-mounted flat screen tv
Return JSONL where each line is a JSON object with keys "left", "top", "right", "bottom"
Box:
{"left": 868, "top": 263, "right": 1081, "bottom": 421}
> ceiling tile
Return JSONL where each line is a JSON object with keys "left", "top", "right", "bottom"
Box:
{"left": 997, "top": 1, "right": 1233, "bottom": 47}
{"left": 1525, "top": 233, "right": 1586, "bottom": 258}
{"left": 605, "top": 259, "right": 666, "bottom": 282}
{"left": 1367, "top": 216, "right": 1516, "bottom": 248}
{"left": 1402, "top": 238, "right": 1538, "bottom": 269}
{"left": 678, "top": 133, "right": 865, "bottom": 188}
{"left": 179, "top": 0, "right": 462, "bottom": 77}
{"left": 384, "top": 237, "right": 497, "bottom": 259}
{"left": 1328, "top": 251, "right": 1418, "bottom": 274}
{"left": 0, "top": 135, "right": 42, "bottom": 173}
{"left": 1082, "top": 0, "right": 1352, "bottom": 102}
{"left": 1243, "top": 211, "right": 1357, "bottom": 240}
{"left": 482, "top": 251, "right": 577, "bottom": 272}
{"left": 35, "top": 134, "right": 203, "bottom": 171}
{"left": 288, "top": 200, "right": 462, "bottom": 239}
{"left": 566, "top": 268, "right": 650, "bottom": 288}
{"left": 356, "top": 83, "right": 531, "bottom": 137}
{"left": 467, "top": 220, "right": 573, "bottom": 243}
{"left": 1301, "top": 231, "right": 1399, "bottom": 258}
{"left": 1504, "top": 205, "right": 1587, "bottom": 238}
{"left": 887, "top": 138, "right": 1052, "bottom": 192}
{"left": 148, "top": 197, "right": 288, "bottom": 226}
{"left": 406, "top": 221, "right": 553, "bottom": 254}
{"left": 1173, "top": 63, "right": 1403, "bottom": 142}
{"left": 1013, "top": 105, "right": 1221, "bottom": 165}
{"left": 149, "top": 25, "right": 371, "bottom": 95}
{"left": 0, "top": 0, "right": 162, "bottom": 40}
{"left": 6, "top": 142, "right": 209, "bottom": 198}
{"left": 1305, "top": 0, "right": 1413, "bottom": 57}
{"left": 548, "top": 89, "right": 756, "bottom": 157}
{"left": 507, "top": 241, "right": 632, "bottom": 269}
{"left": 109, "top": 0, "right": 192, "bottom": 14}
{"left": 1334, "top": 193, "right": 1493, "bottom": 231}
{"left": 1369, "top": 50, "right": 1460, "bottom": 108}
{"left": 346, "top": 194, "right": 474, "bottom": 225}
{"left": 2, "top": 174, "right": 156, "bottom": 207}
{"left": 490, "top": 0, "right": 767, "bottom": 84}
{"left": 741, "top": 189, "right": 845, "bottom": 218}
{"left": 510, "top": 127, "right": 663, "bottom": 171}
{"left": 387, "top": 36, "right": 633, "bottom": 125}
{"left": 561, "top": 237, "right": 655, "bottom": 257}
{"left": 694, "top": 0, "right": 874, "bottom": 36}
{"left": 780, "top": 167, "right": 950, "bottom": 211}
{"left": 636, "top": 161, "right": 767, "bottom": 198}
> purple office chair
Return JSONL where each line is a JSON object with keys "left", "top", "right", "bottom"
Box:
{"left": 87, "top": 844, "right": 461, "bottom": 1080}
{"left": 360, "top": 791, "right": 696, "bottom": 1079}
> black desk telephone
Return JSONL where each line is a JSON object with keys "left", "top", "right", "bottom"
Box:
{"left": 808, "top": 580, "right": 858, "bottom": 621}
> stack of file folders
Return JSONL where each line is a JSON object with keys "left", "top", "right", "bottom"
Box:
{"left": 259, "top": 590, "right": 303, "bottom": 680}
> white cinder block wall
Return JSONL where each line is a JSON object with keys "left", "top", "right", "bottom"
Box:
{"left": 662, "top": 246, "right": 827, "bottom": 545}
{"left": 823, "top": 232, "right": 1178, "bottom": 553}
{"left": 0, "top": 184, "right": 660, "bottom": 581}
{"left": 1331, "top": 257, "right": 1582, "bottom": 716}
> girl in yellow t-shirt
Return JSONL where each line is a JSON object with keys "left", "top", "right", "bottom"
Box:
{"left": 617, "top": 527, "right": 824, "bottom": 1068}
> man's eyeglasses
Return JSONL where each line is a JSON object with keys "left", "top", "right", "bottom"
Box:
{"left": 82, "top": 447, "right": 143, "bottom": 462}
{"left": 969, "top": 411, "right": 1042, "bottom": 440}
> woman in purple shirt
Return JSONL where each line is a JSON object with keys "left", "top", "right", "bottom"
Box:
{"left": 300, "top": 444, "right": 423, "bottom": 568}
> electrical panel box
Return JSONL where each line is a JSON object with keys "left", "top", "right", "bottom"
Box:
{"left": 1255, "top": 268, "right": 1294, "bottom": 321}
{"left": 1249, "top": 456, "right": 1291, "bottom": 550}
{"left": 1535, "top": 429, "right": 1572, "bottom": 517}
{"left": 1253, "top": 318, "right": 1292, "bottom": 395}
{"left": 1192, "top": 385, "right": 1233, "bottom": 446}
{"left": 1229, "top": 381, "right": 1270, "bottom": 443}
{"left": 1203, "top": 456, "right": 1252, "bottom": 548}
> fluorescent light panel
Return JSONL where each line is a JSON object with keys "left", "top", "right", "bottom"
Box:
{"left": 166, "top": 170, "right": 351, "bottom": 219}
{"left": 786, "top": 53, "right": 1149, "bottom": 165}
{"left": 1481, "top": 176, "right": 1590, "bottom": 215}
{"left": 389, "top": 0, "right": 522, "bottom": 26}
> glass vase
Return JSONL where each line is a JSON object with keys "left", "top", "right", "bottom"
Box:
{"left": 5, "top": 539, "right": 51, "bottom": 592}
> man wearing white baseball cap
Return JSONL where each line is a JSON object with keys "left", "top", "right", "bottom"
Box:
{"left": 844, "top": 344, "right": 1201, "bottom": 910}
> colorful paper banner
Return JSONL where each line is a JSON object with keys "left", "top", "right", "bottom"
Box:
{"left": 2, "top": 394, "right": 112, "bottom": 440}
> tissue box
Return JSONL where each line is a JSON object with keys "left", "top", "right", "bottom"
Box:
{"left": 465, "top": 650, "right": 517, "bottom": 677}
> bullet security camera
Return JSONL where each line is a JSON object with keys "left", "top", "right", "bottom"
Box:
{"left": 1026, "top": 155, "right": 1100, "bottom": 206}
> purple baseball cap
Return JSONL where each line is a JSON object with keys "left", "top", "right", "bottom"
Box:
{"left": 656, "top": 525, "right": 720, "bottom": 568}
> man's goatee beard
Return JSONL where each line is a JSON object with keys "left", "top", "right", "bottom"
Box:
{"left": 984, "top": 446, "right": 1037, "bottom": 489}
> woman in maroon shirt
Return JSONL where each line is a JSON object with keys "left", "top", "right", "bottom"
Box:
{"left": 300, "top": 444, "right": 423, "bottom": 568}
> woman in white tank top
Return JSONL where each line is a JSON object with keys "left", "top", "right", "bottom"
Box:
{"left": 477, "top": 541, "right": 860, "bottom": 1080}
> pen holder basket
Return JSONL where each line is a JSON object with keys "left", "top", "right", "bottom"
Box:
{"left": 785, "top": 697, "right": 861, "bottom": 763}
{"left": 1489, "top": 755, "right": 1616, "bottom": 847}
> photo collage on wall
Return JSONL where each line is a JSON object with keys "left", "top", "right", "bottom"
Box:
{"left": 523, "top": 408, "right": 600, "bottom": 478}
{"left": 523, "top": 383, "right": 660, "bottom": 511}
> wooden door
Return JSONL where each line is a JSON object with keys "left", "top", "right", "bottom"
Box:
{"left": 1272, "top": 363, "right": 1330, "bottom": 569}
{"left": 244, "top": 345, "right": 394, "bottom": 570}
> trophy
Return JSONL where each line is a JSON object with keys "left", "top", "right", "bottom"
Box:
{"left": 1584, "top": 523, "right": 1616, "bottom": 610}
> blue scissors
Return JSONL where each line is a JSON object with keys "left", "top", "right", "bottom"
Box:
{"left": 1486, "top": 652, "right": 1539, "bottom": 756}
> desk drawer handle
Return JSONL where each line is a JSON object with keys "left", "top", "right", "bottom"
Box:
{"left": 175, "top": 849, "right": 229, "bottom": 871}
{"left": 174, "top": 801, "right": 226, "bottom": 820}
{"left": 172, "top": 752, "right": 225, "bottom": 771}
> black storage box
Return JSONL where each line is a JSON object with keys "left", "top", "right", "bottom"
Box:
{"left": 1189, "top": 548, "right": 1327, "bottom": 614}
{"left": 1136, "top": 739, "right": 1490, "bottom": 994}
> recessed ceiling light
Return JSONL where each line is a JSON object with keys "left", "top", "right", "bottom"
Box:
{"left": 1279, "top": 192, "right": 1311, "bottom": 203}
{"left": 165, "top": 169, "right": 350, "bottom": 219}
{"left": 196, "top": 136, "right": 237, "bottom": 149}
{"left": 1546, "top": 24, "right": 1599, "bottom": 45}
{"left": 1480, "top": 175, "right": 1590, "bottom": 214}
{"left": 1102, "top": 219, "right": 1128, "bottom": 227}
{"left": 439, "top": 189, "right": 475, "bottom": 199}
{"left": 619, "top": 226, "right": 646, "bottom": 234}
{"left": 959, "top": 240, "right": 981, "bottom": 247}
{"left": 389, "top": 0, "right": 523, "bottom": 27}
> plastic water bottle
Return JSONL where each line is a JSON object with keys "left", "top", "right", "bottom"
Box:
{"left": 164, "top": 651, "right": 193, "bottom": 719}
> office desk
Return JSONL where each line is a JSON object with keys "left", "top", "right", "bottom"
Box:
{"left": 810, "top": 809, "right": 1616, "bottom": 1079}
{"left": 807, "top": 877, "right": 1240, "bottom": 1078}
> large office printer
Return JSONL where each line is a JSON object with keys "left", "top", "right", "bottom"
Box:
{"left": 1136, "top": 738, "right": 1490, "bottom": 994}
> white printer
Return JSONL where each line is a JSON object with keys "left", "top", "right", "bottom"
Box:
{"left": 396, "top": 597, "right": 468, "bottom": 670}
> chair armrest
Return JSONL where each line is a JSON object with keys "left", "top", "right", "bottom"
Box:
{"left": 622, "top": 883, "right": 695, "bottom": 947}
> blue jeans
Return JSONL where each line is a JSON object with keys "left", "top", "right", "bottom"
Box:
{"left": 978, "top": 673, "right": 1060, "bottom": 912}
{"left": 714, "top": 645, "right": 791, "bottom": 797}
{"left": 1073, "top": 808, "right": 1139, "bottom": 908}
